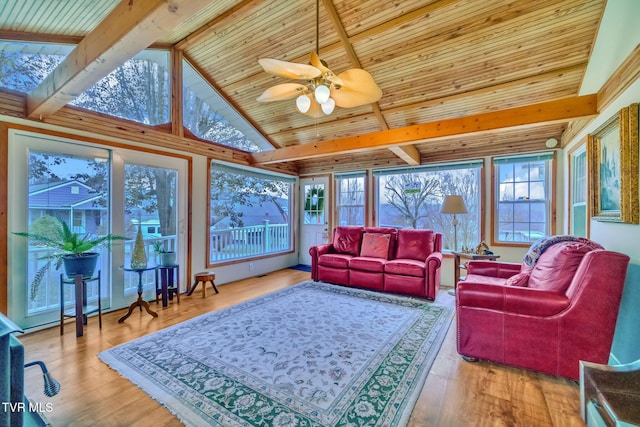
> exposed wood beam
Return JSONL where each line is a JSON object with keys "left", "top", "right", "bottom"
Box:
{"left": 26, "top": 0, "right": 212, "bottom": 119}
{"left": 0, "top": 30, "right": 83, "bottom": 45}
{"left": 388, "top": 145, "right": 421, "bottom": 165}
{"left": 251, "top": 95, "right": 598, "bottom": 165}
{"left": 183, "top": 53, "right": 280, "bottom": 150}
{"left": 170, "top": 48, "right": 184, "bottom": 137}
{"left": 597, "top": 42, "right": 640, "bottom": 112}
{"left": 563, "top": 44, "right": 640, "bottom": 146}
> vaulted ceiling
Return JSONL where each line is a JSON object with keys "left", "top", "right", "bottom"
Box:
{"left": 0, "top": 0, "right": 605, "bottom": 174}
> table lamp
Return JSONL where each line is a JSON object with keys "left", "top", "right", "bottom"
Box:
{"left": 440, "top": 195, "right": 468, "bottom": 251}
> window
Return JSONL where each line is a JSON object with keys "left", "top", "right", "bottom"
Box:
{"left": 124, "top": 162, "right": 179, "bottom": 294}
{"left": 71, "top": 50, "right": 170, "bottom": 125}
{"left": 183, "top": 60, "right": 271, "bottom": 153}
{"left": 374, "top": 161, "right": 482, "bottom": 251}
{"left": 209, "top": 162, "right": 294, "bottom": 263}
{"left": 336, "top": 172, "right": 365, "bottom": 226}
{"left": 494, "top": 153, "right": 554, "bottom": 243}
{"left": 0, "top": 41, "right": 72, "bottom": 93}
{"left": 570, "top": 147, "right": 587, "bottom": 237}
{"left": 303, "top": 183, "right": 325, "bottom": 225}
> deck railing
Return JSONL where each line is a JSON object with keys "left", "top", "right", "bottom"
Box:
{"left": 210, "top": 221, "right": 290, "bottom": 262}
{"left": 25, "top": 235, "right": 177, "bottom": 315}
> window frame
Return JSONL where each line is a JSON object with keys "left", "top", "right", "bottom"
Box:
{"left": 372, "top": 161, "right": 483, "bottom": 251}
{"left": 335, "top": 172, "right": 367, "bottom": 226}
{"left": 568, "top": 143, "right": 588, "bottom": 237}
{"left": 207, "top": 161, "right": 296, "bottom": 266}
{"left": 492, "top": 152, "right": 556, "bottom": 246}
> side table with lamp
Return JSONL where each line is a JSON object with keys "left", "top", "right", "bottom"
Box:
{"left": 440, "top": 195, "right": 468, "bottom": 295}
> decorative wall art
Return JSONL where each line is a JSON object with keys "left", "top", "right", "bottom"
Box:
{"left": 588, "top": 103, "right": 639, "bottom": 224}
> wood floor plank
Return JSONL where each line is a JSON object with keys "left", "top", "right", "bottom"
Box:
{"left": 19, "top": 269, "right": 583, "bottom": 426}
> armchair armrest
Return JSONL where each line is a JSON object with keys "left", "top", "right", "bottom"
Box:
{"left": 457, "top": 282, "right": 570, "bottom": 316}
{"left": 309, "top": 243, "right": 333, "bottom": 258}
{"left": 309, "top": 243, "right": 334, "bottom": 281}
{"left": 425, "top": 251, "right": 443, "bottom": 269}
{"left": 465, "top": 260, "right": 521, "bottom": 279}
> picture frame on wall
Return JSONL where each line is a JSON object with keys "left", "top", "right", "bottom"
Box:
{"left": 588, "top": 103, "right": 639, "bottom": 224}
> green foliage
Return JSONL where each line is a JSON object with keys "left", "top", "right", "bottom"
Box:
{"left": 13, "top": 216, "right": 128, "bottom": 300}
{"left": 304, "top": 187, "right": 324, "bottom": 216}
{"left": 152, "top": 240, "right": 167, "bottom": 253}
{"left": 210, "top": 169, "right": 290, "bottom": 228}
{"left": 14, "top": 216, "right": 128, "bottom": 255}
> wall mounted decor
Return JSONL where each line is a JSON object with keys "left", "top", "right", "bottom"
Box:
{"left": 588, "top": 103, "right": 639, "bottom": 224}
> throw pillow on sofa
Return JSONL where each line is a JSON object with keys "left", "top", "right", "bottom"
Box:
{"left": 332, "top": 227, "right": 363, "bottom": 256}
{"left": 395, "top": 229, "right": 434, "bottom": 260}
{"left": 360, "top": 233, "right": 391, "bottom": 259}
{"left": 528, "top": 242, "right": 594, "bottom": 292}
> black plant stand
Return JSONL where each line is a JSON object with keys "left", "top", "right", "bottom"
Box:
{"left": 60, "top": 271, "right": 101, "bottom": 337}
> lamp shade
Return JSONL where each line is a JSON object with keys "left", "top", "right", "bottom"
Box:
{"left": 296, "top": 94, "right": 311, "bottom": 113}
{"left": 440, "top": 195, "right": 468, "bottom": 214}
{"left": 321, "top": 97, "right": 335, "bottom": 114}
{"left": 314, "top": 84, "right": 331, "bottom": 104}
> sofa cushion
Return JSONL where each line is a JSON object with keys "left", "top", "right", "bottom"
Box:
{"left": 506, "top": 272, "right": 530, "bottom": 287}
{"left": 360, "top": 233, "right": 391, "bottom": 259}
{"left": 385, "top": 259, "right": 425, "bottom": 277}
{"left": 395, "top": 229, "right": 434, "bottom": 261}
{"left": 528, "top": 242, "right": 593, "bottom": 292}
{"left": 364, "top": 227, "right": 398, "bottom": 257}
{"left": 318, "top": 253, "right": 352, "bottom": 269}
{"left": 350, "top": 256, "right": 386, "bottom": 273}
{"left": 332, "top": 226, "right": 363, "bottom": 256}
{"left": 463, "top": 274, "right": 507, "bottom": 286}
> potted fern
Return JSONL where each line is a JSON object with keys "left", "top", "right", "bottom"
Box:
{"left": 13, "top": 216, "right": 128, "bottom": 300}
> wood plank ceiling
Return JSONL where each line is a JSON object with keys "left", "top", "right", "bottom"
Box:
{"left": 0, "top": 0, "right": 605, "bottom": 175}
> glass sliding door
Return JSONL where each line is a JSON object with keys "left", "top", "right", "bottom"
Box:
{"left": 122, "top": 161, "right": 179, "bottom": 300}
{"left": 8, "top": 131, "right": 188, "bottom": 330}
{"left": 8, "top": 131, "right": 114, "bottom": 329}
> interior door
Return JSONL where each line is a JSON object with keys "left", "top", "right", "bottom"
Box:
{"left": 299, "top": 177, "right": 329, "bottom": 265}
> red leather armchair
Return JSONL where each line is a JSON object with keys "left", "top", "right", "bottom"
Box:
{"left": 456, "top": 242, "right": 630, "bottom": 380}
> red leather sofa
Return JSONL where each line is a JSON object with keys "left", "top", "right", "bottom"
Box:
{"left": 309, "top": 226, "right": 443, "bottom": 300}
{"left": 456, "top": 238, "right": 630, "bottom": 380}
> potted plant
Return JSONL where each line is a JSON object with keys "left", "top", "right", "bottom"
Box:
{"left": 13, "top": 216, "right": 128, "bottom": 300}
{"left": 152, "top": 240, "right": 176, "bottom": 266}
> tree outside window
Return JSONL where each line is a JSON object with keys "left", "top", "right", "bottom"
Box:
{"left": 375, "top": 163, "right": 482, "bottom": 251}
{"left": 209, "top": 163, "right": 293, "bottom": 263}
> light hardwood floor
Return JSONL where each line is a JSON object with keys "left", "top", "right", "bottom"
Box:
{"left": 19, "top": 269, "right": 585, "bottom": 426}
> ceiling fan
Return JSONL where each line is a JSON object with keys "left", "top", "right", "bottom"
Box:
{"left": 256, "top": 0, "right": 382, "bottom": 117}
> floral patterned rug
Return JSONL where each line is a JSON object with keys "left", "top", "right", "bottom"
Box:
{"left": 99, "top": 281, "right": 453, "bottom": 426}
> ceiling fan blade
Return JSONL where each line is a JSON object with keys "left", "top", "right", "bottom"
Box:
{"left": 331, "top": 68, "right": 382, "bottom": 108}
{"left": 310, "top": 51, "right": 332, "bottom": 75}
{"left": 258, "top": 58, "right": 321, "bottom": 80}
{"left": 257, "top": 83, "right": 307, "bottom": 102}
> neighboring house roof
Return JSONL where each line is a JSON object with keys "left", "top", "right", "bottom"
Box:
{"left": 211, "top": 195, "right": 289, "bottom": 229}
{"left": 28, "top": 180, "right": 104, "bottom": 210}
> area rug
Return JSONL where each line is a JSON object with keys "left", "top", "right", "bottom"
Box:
{"left": 99, "top": 281, "right": 453, "bottom": 426}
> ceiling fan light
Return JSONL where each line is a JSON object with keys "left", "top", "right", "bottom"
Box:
{"left": 321, "top": 97, "right": 335, "bottom": 115}
{"left": 315, "top": 84, "right": 331, "bottom": 104}
{"left": 296, "top": 94, "right": 311, "bottom": 113}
